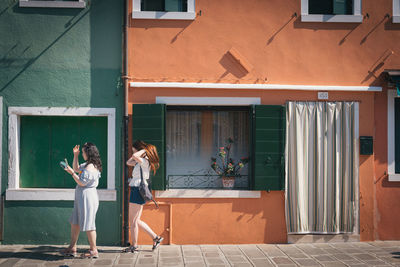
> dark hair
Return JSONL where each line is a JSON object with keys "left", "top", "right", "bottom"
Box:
{"left": 132, "top": 140, "right": 160, "bottom": 175}
{"left": 82, "top": 142, "right": 102, "bottom": 172}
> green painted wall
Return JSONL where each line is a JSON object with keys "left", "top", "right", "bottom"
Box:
{"left": 0, "top": 0, "right": 124, "bottom": 245}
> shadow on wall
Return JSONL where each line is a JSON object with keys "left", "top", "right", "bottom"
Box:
{"left": 0, "top": 4, "right": 85, "bottom": 93}
{"left": 218, "top": 52, "right": 249, "bottom": 80}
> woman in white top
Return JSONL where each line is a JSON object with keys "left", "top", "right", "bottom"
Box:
{"left": 123, "top": 140, "right": 163, "bottom": 253}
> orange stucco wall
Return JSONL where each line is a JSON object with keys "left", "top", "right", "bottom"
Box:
{"left": 127, "top": 0, "right": 400, "bottom": 243}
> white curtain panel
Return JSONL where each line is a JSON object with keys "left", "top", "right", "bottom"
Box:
{"left": 285, "top": 101, "right": 359, "bottom": 234}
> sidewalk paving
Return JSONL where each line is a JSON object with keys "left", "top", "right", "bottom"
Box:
{"left": 1, "top": 241, "right": 400, "bottom": 267}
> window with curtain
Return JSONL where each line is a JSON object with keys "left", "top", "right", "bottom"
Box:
{"left": 19, "top": 116, "right": 108, "bottom": 189}
{"left": 141, "top": 0, "right": 187, "bottom": 12}
{"left": 309, "top": 0, "right": 353, "bottom": 15}
{"left": 166, "top": 106, "right": 249, "bottom": 189}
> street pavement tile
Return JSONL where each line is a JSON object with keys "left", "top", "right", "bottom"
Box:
{"left": 332, "top": 253, "right": 355, "bottom": 261}
{"left": 99, "top": 253, "right": 119, "bottom": 259}
{"left": 183, "top": 250, "right": 202, "bottom": 257}
{"left": 205, "top": 258, "right": 226, "bottom": 265}
{"left": 341, "top": 259, "right": 364, "bottom": 265}
{"left": 311, "top": 244, "right": 333, "bottom": 249}
{"left": 352, "top": 253, "right": 378, "bottom": 261}
{"left": 204, "top": 252, "right": 222, "bottom": 257}
{"left": 159, "top": 251, "right": 180, "bottom": 257}
{"left": 257, "top": 244, "right": 285, "bottom": 257}
{"left": 239, "top": 245, "right": 266, "bottom": 258}
{"left": 119, "top": 258, "right": 135, "bottom": 264}
{"left": 184, "top": 256, "right": 204, "bottom": 263}
{"left": 231, "top": 263, "right": 252, "bottom": 267}
{"left": 184, "top": 263, "right": 206, "bottom": 267}
{"left": 288, "top": 253, "right": 309, "bottom": 259}
{"left": 250, "top": 258, "right": 274, "bottom": 267}
{"left": 313, "top": 254, "right": 336, "bottom": 262}
{"left": 343, "top": 249, "right": 364, "bottom": 254}
{"left": 137, "top": 257, "right": 155, "bottom": 264}
{"left": 271, "top": 256, "right": 295, "bottom": 265}
{"left": 113, "top": 265, "right": 132, "bottom": 267}
{"left": 221, "top": 250, "right": 243, "bottom": 256}
{"left": 363, "top": 259, "right": 391, "bottom": 265}
{"left": 119, "top": 253, "right": 136, "bottom": 259}
{"left": 321, "top": 262, "right": 347, "bottom": 267}
{"left": 93, "top": 259, "right": 115, "bottom": 265}
{"left": 207, "top": 265, "right": 226, "bottom": 267}
{"left": 278, "top": 245, "right": 303, "bottom": 254}
{"left": 293, "top": 258, "right": 321, "bottom": 266}
{"left": 225, "top": 255, "right": 249, "bottom": 263}
{"left": 322, "top": 248, "right": 342, "bottom": 254}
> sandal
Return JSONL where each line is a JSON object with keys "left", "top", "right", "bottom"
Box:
{"left": 152, "top": 236, "right": 164, "bottom": 250}
{"left": 122, "top": 246, "right": 138, "bottom": 253}
{"left": 81, "top": 250, "right": 99, "bottom": 259}
{"left": 60, "top": 247, "right": 78, "bottom": 257}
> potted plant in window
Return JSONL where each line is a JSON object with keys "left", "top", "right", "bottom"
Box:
{"left": 210, "top": 137, "right": 249, "bottom": 189}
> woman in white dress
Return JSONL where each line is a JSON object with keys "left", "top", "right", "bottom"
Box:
{"left": 122, "top": 140, "right": 163, "bottom": 253}
{"left": 61, "top": 142, "right": 102, "bottom": 258}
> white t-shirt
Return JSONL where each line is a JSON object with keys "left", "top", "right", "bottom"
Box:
{"left": 129, "top": 158, "right": 150, "bottom": 187}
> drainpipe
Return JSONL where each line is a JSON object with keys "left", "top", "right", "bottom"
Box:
{"left": 122, "top": 0, "right": 130, "bottom": 246}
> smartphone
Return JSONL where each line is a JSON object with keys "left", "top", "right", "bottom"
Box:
{"left": 59, "top": 158, "right": 69, "bottom": 169}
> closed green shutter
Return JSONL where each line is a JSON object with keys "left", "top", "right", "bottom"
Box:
{"left": 252, "top": 105, "right": 285, "bottom": 190}
{"left": 141, "top": 0, "right": 164, "bottom": 11}
{"left": 395, "top": 98, "right": 400, "bottom": 174}
{"left": 132, "top": 104, "right": 166, "bottom": 190}
{"left": 309, "top": 0, "right": 352, "bottom": 15}
{"left": 19, "top": 116, "right": 108, "bottom": 189}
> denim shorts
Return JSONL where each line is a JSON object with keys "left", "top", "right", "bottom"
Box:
{"left": 129, "top": 186, "right": 146, "bottom": 205}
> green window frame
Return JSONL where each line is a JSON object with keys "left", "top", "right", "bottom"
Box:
{"left": 132, "top": 104, "right": 286, "bottom": 191}
{"left": 19, "top": 116, "right": 108, "bottom": 189}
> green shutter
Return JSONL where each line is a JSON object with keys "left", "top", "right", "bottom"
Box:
{"left": 19, "top": 116, "right": 108, "bottom": 189}
{"left": 132, "top": 104, "right": 166, "bottom": 190}
{"left": 395, "top": 98, "right": 400, "bottom": 174}
{"left": 252, "top": 105, "right": 285, "bottom": 190}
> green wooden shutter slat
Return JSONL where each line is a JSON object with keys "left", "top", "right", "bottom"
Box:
{"left": 253, "top": 105, "right": 285, "bottom": 190}
{"left": 395, "top": 98, "right": 400, "bottom": 173}
{"left": 132, "top": 104, "right": 166, "bottom": 190}
{"left": 141, "top": 0, "right": 164, "bottom": 11}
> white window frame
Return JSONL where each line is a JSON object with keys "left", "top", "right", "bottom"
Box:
{"left": 394, "top": 0, "right": 400, "bottom": 23}
{"left": 132, "top": 0, "right": 195, "bottom": 20}
{"left": 6, "top": 107, "right": 116, "bottom": 201}
{"left": 301, "top": 0, "right": 363, "bottom": 23}
{"left": 388, "top": 90, "right": 400, "bottom": 181}
{"left": 155, "top": 96, "right": 261, "bottom": 198}
{"left": 19, "top": 0, "right": 86, "bottom": 8}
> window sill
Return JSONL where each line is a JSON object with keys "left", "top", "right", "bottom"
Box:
{"left": 394, "top": 16, "right": 400, "bottom": 23}
{"left": 6, "top": 189, "right": 117, "bottom": 201}
{"left": 155, "top": 189, "right": 261, "bottom": 198}
{"left": 301, "top": 14, "right": 363, "bottom": 23}
{"left": 132, "top": 11, "right": 196, "bottom": 20}
{"left": 19, "top": 0, "right": 86, "bottom": 8}
{"left": 388, "top": 174, "right": 400, "bottom": 182}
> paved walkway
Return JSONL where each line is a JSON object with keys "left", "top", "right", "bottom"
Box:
{"left": 1, "top": 241, "right": 400, "bottom": 266}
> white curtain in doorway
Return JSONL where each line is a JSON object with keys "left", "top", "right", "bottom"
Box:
{"left": 285, "top": 101, "right": 359, "bottom": 234}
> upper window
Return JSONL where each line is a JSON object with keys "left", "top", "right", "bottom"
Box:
{"left": 132, "top": 0, "right": 195, "bottom": 20}
{"left": 394, "top": 0, "right": 400, "bottom": 23}
{"left": 166, "top": 106, "right": 250, "bottom": 189}
{"left": 19, "top": 0, "right": 86, "bottom": 8}
{"left": 301, "top": 0, "right": 363, "bottom": 23}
